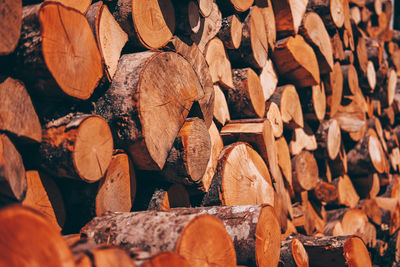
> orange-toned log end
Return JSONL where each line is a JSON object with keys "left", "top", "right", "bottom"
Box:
{"left": 343, "top": 237, "right": 372, "bottom": 267}
{"left": 0, "top": 0, "right": 22, "bottom": 55}
{"left": 279, "top": 237, "right": 309, "bottom": 267}
{"left": 91, "top": 247, "right": 135, "bottom": 267}
{"left": 22, "top": 170, "right": 65, "bottom": 232}
{"left": 95, "top": 152, "right": 136, "bottom": 216}
{"left": 176, "top": 214, "right": 237, "bottom": 267}
{"left": 39, "top": 2, "right": 103, "bottom": 100}
{"left": 292, "top": 238, "right": 309, "bottom": 267}
{"left": 292, "top": 151, "right": 319, "bottom": 192}
{"left": 0, "top": 205, "right": 75, "bottom": 267}
{"left": 44, "top": 0, "right": 92, "bottom": 14}
{"left": 143, "top": 252, "right": 189, "bottom": 267}
{"left": 272, "top": 35, "right": 320, "bottom": 88}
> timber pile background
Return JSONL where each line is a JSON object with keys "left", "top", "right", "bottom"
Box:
{"left": 1, "top": 0, "right": 400, "bottom": 266}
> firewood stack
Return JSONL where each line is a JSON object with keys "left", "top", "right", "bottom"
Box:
{"left": 1, "top": 0, "right": 400, "bottom": 266}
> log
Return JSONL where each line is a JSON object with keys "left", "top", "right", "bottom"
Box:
{"left": 22, "top": 170, "right": 65, "bottom": 231}
{"left": 0, "top": 0, "right": 22, "bottom": 56}
{"left": 296, "top": 235, "right": 372, "bottom": 267}
{"left": 332, "top": 32, "right": 345, "bottom": 61}
{"left": 81, "top": 211, "right": 237, "bottom": 266}
{"left": 310, "top": 180, "right": 338, "bottom": 204}
{"left": 39, "top": 113, "right": 113, "bottom": 182}
{"left": 307, "top": 0, "right": 346, "bottom": 30}
{"left": 197, "top": 0, "right": 213, "bottom": 17}
{"left": 315, "top": 119, "right": 341, "bottom": 160}
{"left": 292, "top": 150, "right": 319, "bottom": 192}
{"left": 14, "top": 2, "right": 103, "bottom": 100}
{"left": 265, "top": 102, "right": 283, "bottom": 138}
{"left": 270, "top": 0, "right": 308, "bottom": 38}
{"left": 279, "top": 237, "right": 309, "bottom": 267}
{"left": 216, "top": 0, "right": 254, "bottom": 15}
{"left": 333, "top": 101, "right": 366, "bottom": 133}
{"left": 272, "top": 35, "right": 320, "bottom": 88}
{"left": 0, "top": 134, "right": 26, "bottom": 202}
{"left": 289, "top": 127, "right": 318, "bottom": 155}
{"left": 260, "top": 59, "right": 279, "bottom": 102}
{"left": 268, "top": 84, "right": 304, "bottom": 129}
{"left": 175, "top": 1, "right": 201, "bottom": 36}
{"left": 0, "top": 77, "right": 41, "bottom": 144}
{"left": 331, "top": 175, "right": 360, "bottom": 208}
{"left": 95, "top": 151, "right": 136, "bottom": 216}
{"left": 255, "top": 0, "right": 276, "bottom": 49}
{"left": 275, "top": 136, "right": 293, "bottom": 190}
{"left": 352, "top": 173, "right": 380, "bottom": 199}
{"left": 95, "top": 51, "right": 202, "bottom": 171}
{"left": 299, "top": 83, "right": 326, "bottom": 122}
{"left": 226, "top": 68, "right": 265, "bottom": 119}
{"left": 45, "top": 0, "right": 92, "bottom": 14}
{"left": 299, "top": 12, "right": 334, "bottom": 74}
{"left": 217, "top": 14, "right": 242, "bottom": 50}
{"left": 220, "top": 119, "right": 280, "bottom": 181}
{"left": 108, "top": 0, "right": 175, "bottom": 49}
{"left": 0, "top": 205, "right": 75, "bottom": 266}
{"left": 213, "top": 85, "right": 231, "bottom": 127}
{"left": 162, "top": 117, "right": 211, "bottom": 186}
{"left": 325, "top": 62, "right": 343, "bottom": 117}
{"left": 202, "top": 142, "right": 275, "bottom": 206}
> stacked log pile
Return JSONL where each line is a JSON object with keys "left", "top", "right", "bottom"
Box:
{"left": 1, "top": 0, "right": 400, "bottom": 266}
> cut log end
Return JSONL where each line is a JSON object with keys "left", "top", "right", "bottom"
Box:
{"left": 0, "top": 0, "right": 22, "bottom": 55}
{"left": 343, "top": 236, "right": 372, "bottom": 267}
{"left": 292, "top": 150, "right": 319, "bottom": 192}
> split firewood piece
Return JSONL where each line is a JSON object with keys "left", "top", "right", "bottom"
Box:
{"left": 279, "top": 237, "right": 309, "bottom": 267}
{"left": 269, "top": 84, "right": 304, "bottom": 129}
{"left": 255, "top": 0, "right": 276, "bottom": 49}
{"left": 325, "top": 62, "right": 343, "bottom": 118}
{"left": 272, "top": 35, "right": 320, "bottom": 88}
{"left": 226, "top": 68, "right": 265, "bottom": 119}
{"left": 265, "top": 102, "right": 283, "bottom": 138}
{"left": 175, "top": 1, "right": 201, "bottom": 36}
{"left": 307, "top": 0, "right": 346, "bottom": 30}
{"left": 40, "top": 114, "right": 113, "bottom": 182}
{"left": 275, "top": 137, "right": 293, "bottom": 190}
{"left": 0, "top": 0, "right": 22, "bottom": 55}
{"left": 22, "top": 170, "right": 65, "bottom": 232}
{"left": 331, "top": 175, "right": 360, "bottom": 208}
{"left": 292, "top": 150, "right": 319, "bottom": 192}
{"left": 260, "top": 59, "right": 279, "bottom": 102}
{"left": 95, "top": 51, "right": 202, "bottom": 171}
{"left": 14, "top": 2, "right": 103, "bottom": 100}
{"left": 213, "top": 85, "right": 231, "bottom": 127}
{"left": 0, "top": 78, "right": 41, "bottom": 143}
{"left": 45, "top": 0, "right": 92, "bottom": 14}
{"left": 310, "top": 180, "right": 338, "bottom": 204}
{"left": 216, "top": 0, "right": 254, "bottom": 15}
{"left": 202, "top": 122, "right": 224, "bottom": 192}
{"left": 202, "top": 142, "right": 275, "bottom": 206}
{"left": 299, "top": 83, "right": 326, "bottom": 122}
{"left": 108, "top": 0, "right": 175, "bottom": 49}
{"left": 315, "top": 119, "right": 341, "bottom": 160}
{"left": 204, "top": 37, "right": 234, "bottom": 88}
{"left": 86, "top": 2, "right": 128, "bottom": 81}
{"left": 95, "top": 151, "right": 136, "bottom": 216}
{"left": 347, "top": 128, "right": 387, "bottom": 176}
{"left": 81, "top": 211, "right": 237, "bottom": 266}
{"left": 296, "top": 235, "right": 372, "bottom": 267}
{"left": 270, "top": 0, "right": 308, "bottom": 38}
{"left": 217, "top": 14, "right": 242, "bottom": 49}
{"left": 333, "top": 101, "right": 366, "bottom": 133}
{"left": 289, "top": 127, "right": 318, "bottom": 156}
{"left": 352, "top": 173, "right": 380, "bottom": 199}
{"left": 0, "top": 134, "right": 26, "bottom": 202}
{"left": 227, "top": 6, "right": 268, "bottom": 70}
{"left": 299, "top": 12, "right": 334, "bottom": 74}
{"left": 220, "top": 119, "right": 280, "bottom": 181}
{"left": 0, "top": 206, "right": 75, "bottom": 266}
{"left": 163, "top": 118, "right": 211, "bottom": 186}
{"left": 167, "top": 205, "right": 281, "bottom": 267}
{"left": 190, "top": 2, "right": 222, "bottom": 53}
{"left": 165, "top": 37, "right": 215, "bottom": 128}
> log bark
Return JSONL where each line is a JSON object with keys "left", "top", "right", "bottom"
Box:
{"left": 14, "top": 2, "right": 103, "bottom": 100}
{"left": 81, "top": 211, "right": 237, "bottom": 267}
{"left": 39, "top": 113, "right": 114, "bottom": 182}
{"left": 0, "top": 0, "right": 22, "bottom": 56}
{"left": 95, "top": 51, "right": 202, "bottom": 171}
{"left": 279, "top": 237, "right": 309, "bottom": 267}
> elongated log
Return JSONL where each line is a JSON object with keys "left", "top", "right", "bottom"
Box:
{"left": 265, "top": 102, "right": 283, "bottom": 138}
{"left": 22, "top": 170, "right": 65, "bottom": 231}
{"left": 296, "top": 235, "right": 372, "bottom": 267}
{"left": 260, "top": 59, "right": 278, "bottom": 102}
{"left": 0, "top": 0, "right": 22, "bottom": 56}
{"left": 220, "top": 119, "right": 280, "bottom": 181}
{"left": 40, "top": 114, "right": 113, "bottom": 182}
{"left": 95, "top": 51, "right": 202, "bottom": 171}
{"left": 279, "top": 237, "right": 309, "bottom": 267}
{"left": 108, "top": 0, "right": 175, "bottom": 49}
{"left": 269, "top": 84, "right": 304, "bottom": 129}
{"left": 14, "top": 2, "right": 103, "bottom": 100}
{"left": 272, "top": 35, "right": 320, "bottom": 88}
{"left": 270, "top": 0, "right": 308, "bottom": 38}
{"left": 226, "top": 68, "right": 265, "bottom": 118}
{"left": 0, "top": 206, "right": 75, "bottom": 266}
{"left": 163, "top": 118, "right": 211, "bottom": 186}
{"left": 217, "top": 14, "right": 242, "bottom": 49}
{"left": 81, "top": 211, "right": 237, "bottom": 266}
{"left": 0, "top": 134, "right": 26, "bottom": 202}
{"left": 299, "top": 12, "right": 334, "bottom": 74}
{"left": 292, "top": 151, "right": 319, "bottom": 192}
{"left": 0, "top": 77, "right": 41, "bottom": 144}
{"left": 202, "top": 142, "right": 275, "bottom": 206}
{"left": 307, "top": 0, "right": 346, "bottom": 30}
